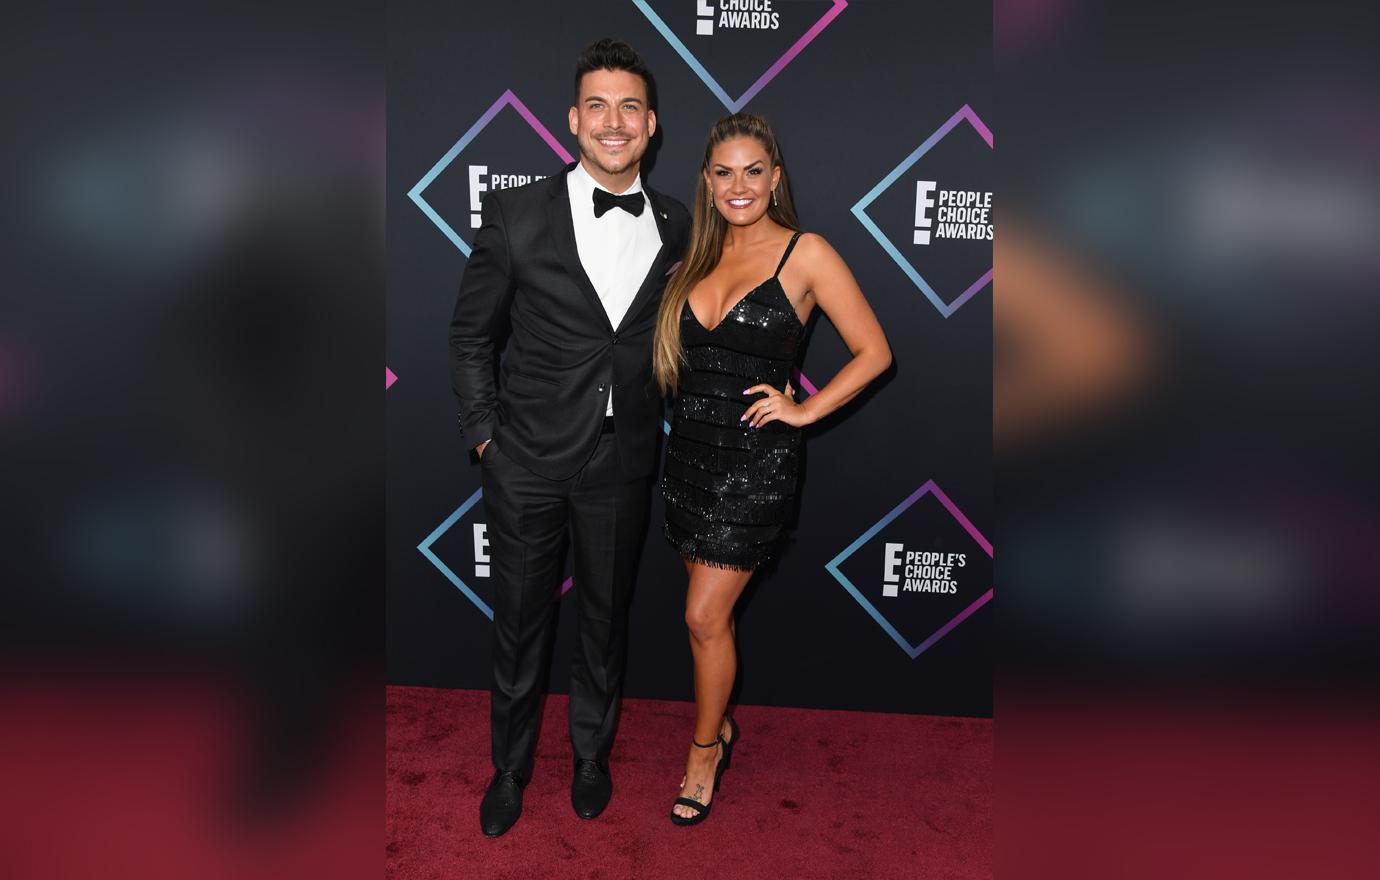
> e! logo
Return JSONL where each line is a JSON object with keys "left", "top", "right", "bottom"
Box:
{"left": 696, "top": 0, "right": 715, "bottom": 35}
{"left": 882, "top": 542, "right": 904, "bottom": 597}
{"left": 914, "top": 180, "right": 936, "bottom": 245}
{"left": 473, "top": 523, "right": 490, "bottom": 578}
{"left": 468, "top": 165, "right": 488, "bottom": 229}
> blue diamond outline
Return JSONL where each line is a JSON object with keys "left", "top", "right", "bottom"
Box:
{"left": 633, "top": 0, "right": 737, "bottom": 110}
{"left": 824, "top": 480, "right": 992, "bottom": 659}
{"left": 417, "top": 488, "right": 494, "bottom": 620}
{"left": 408, "top": 110, "right": 495, "bottom": 259}
{"left": 850, "top": 105, "right": 994, "bottom": 319}
{"left": 631, "top": 0, "right": 848, "bottom": 112}
{"left": 407, "top": 90, "right": 571, "bottom": 258}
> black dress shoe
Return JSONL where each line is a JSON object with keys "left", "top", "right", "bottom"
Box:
{"left": 570, "top": 758, "right": 612, "bottom": 819}
{"left": 480, "top": 769, "right": 525, "bottom": 837}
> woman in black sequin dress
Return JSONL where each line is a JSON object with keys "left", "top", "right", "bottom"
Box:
{"left": 652, "top": 113, "right": 892, "bottom": 825}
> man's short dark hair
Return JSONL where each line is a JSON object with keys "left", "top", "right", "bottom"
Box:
{"left": 574, "top": 38, "right": 657, "bottom": 110}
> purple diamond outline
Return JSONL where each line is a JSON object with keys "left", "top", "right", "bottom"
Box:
{"left": 632, "top": 0, "right": 848, "bottom": 112}
{"left": 824, "top": 479, "right": 992, "bottom": 659}
{"left": 418, "top": 488, "right": 573, "bottom": 621}
{"left": 851, "top": 105, "right": 994, "bottom": 318}
{"left": 408, "top": 89, "right": 574, "bottom": 257}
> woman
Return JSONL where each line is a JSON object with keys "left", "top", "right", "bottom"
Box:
{"left": 654, "top": 112, "right": 892, "bottom": 825}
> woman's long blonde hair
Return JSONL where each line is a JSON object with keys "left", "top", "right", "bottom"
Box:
{"left": 653, "top": 112, "right": 799, "bottom": 395}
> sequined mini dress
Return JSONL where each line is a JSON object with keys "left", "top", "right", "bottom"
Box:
{"left": 662, "top": 232, "right": 806, "bottom": 571}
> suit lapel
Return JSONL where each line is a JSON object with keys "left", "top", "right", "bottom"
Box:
{"left": 547, "top": 167, "right": 615, "bottom": 333}
{"left": 615, "top": 188, "right": 673, "bottom": 334}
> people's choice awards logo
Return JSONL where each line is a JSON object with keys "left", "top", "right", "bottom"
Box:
{"left": 826, "top": 480, "right": 992, "bottom": 658}
{"left": 695, "top": 0, "right": 780, "bottom": 35}
{"left": 912, "top": 184, "right": 991, "bottom": 246}
{"left": 418, "top": 488, "right": 574, "bottom": 620}
{"left": 409, "top": 89, "right": 573, "bottom": 257}
{"left": 633, "top": 0, "right": 847, "bottom": 111}
{"left": 881, "top": 545, "right": 965, "bottom": 597}
{"left": 853, "top": 105, "right": 993, "bottom": 318}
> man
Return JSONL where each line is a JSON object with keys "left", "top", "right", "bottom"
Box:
{"left": 449, "top": 39, "right": 690, "bottom": 838}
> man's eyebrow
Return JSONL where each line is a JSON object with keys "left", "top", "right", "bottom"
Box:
{"left": 585, "top": 95, "right": 643, "bottom": 105}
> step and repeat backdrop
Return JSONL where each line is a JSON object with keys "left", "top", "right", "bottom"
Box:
{"left": 387, "top": 0, "right": 991, "bottom": 716}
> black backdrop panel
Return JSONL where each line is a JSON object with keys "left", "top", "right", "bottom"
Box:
{"left": 387, "top": 0, "right": 992, "bottom": 717}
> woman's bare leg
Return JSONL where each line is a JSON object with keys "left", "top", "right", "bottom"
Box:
{"left": 673, "top": 560, "right": 752, "bottom": 819}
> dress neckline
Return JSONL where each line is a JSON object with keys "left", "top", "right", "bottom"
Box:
{"left": 685, "top": 276, "right": 781, "bottom": 333}
{"left": 684, "top": 232, "right": 804, "bottom": 333}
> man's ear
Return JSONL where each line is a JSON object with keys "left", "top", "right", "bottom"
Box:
{"left": 568, "top": 106, "right": 579, "bottom": 137}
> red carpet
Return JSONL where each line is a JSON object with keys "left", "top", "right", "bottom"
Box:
{"left": 1, "top": 676, "right": 377, "bottom": 880}
{"left": 387, "top": 686, "right": 991, "bottom": 879}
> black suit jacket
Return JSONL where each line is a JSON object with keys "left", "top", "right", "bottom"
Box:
{"left": 449, "top": 164, "right": 691, "bottom": 481}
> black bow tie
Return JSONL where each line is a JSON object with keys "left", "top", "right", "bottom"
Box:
{"left": 592, "top": 188, "right": 646, "bottom": 218}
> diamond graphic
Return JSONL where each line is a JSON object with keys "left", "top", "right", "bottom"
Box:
{"left": 632, "top": 0, "right": 848, "bottom": 112}
{"left": 408, "top": 89, "right": 574, "bottom": 257}
{"left": 851, "top": 105, "right": 993, "bottom": 318}
{"left": 418, "top": 488, "right": 573, "bottom": 620}
{"left": 385, "top": 366, "right": 397, "bottom": 389}
{"left": 825, "top": 479, "right": 992, "bottom": 658}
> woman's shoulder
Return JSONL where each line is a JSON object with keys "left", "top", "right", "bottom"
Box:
{"left": 790, "top": 231, "right": 842, "bottom": 264}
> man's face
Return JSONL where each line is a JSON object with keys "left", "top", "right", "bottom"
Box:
{"left": 568, "top": 68, "right": 655, "bottom": 185}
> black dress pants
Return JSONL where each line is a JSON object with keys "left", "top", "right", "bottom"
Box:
{"left": 480, "top": 431, "right": 650, "bottom": 776}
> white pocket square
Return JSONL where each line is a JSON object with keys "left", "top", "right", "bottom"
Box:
{"left": 664, "top": 260, "right": 682, "bottom": 276}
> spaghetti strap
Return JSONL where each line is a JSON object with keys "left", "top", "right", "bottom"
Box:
{"left": 772, "top": 231, "right": 804, "bottom": 278}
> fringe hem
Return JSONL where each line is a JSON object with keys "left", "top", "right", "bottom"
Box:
{"left": 663, "top": 526, "right": 776, "bottom": 573}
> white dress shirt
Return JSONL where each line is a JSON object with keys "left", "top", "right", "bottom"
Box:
{"left": 566, "top": 161, "right": 663, "bottom": 416}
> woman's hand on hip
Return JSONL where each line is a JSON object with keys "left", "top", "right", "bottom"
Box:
{"left": 741, "top": 380, "right": 809, "bottom": 429}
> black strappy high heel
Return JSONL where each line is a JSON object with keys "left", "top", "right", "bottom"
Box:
{"left": 719, "top": 715, "right": 740, "bottom": 770}
{"left": 670, "top": 716, "right": 739, "bottom": 826}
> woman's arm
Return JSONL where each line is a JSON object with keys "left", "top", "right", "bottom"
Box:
{"left": 743, "top": 233, "right": 892, "bottom": 428}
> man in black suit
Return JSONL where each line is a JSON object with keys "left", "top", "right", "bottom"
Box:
{"left": 449, "top": 39, "right": 690, "bottom": 837}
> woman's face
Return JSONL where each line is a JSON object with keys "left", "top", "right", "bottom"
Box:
{"left": 704, "top": 136, "right": 782, "bottom": 227}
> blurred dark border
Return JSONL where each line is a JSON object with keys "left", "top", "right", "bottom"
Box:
{"left": 2, "top": 2, "right": 382, "bottom": 876}
{"left": 995, "top": 0, "right": 1380, "bottom": 876}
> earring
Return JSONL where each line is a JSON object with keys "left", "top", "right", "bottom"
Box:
{"left": 707, "top": 191, "right": 714, "bottom": 208}
{"left": 772, "top": 188, "right": 778, "bottom": 206}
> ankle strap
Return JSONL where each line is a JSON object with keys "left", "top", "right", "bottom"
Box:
{"left": 692, "top": 737, "right": 719, "bottom": 749}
